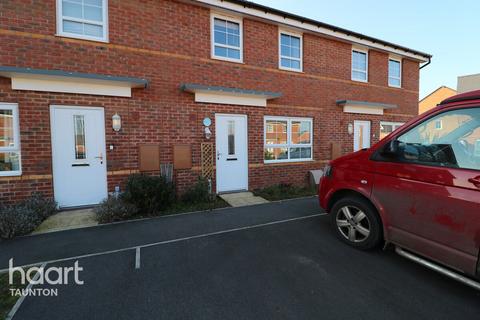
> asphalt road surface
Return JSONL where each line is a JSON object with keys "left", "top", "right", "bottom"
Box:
{"left": 2, "top": 197, "right": 479, "bottom": 320}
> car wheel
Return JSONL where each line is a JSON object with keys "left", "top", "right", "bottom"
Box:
{"left": 330, "top": 196, "right": 383, "bottom": 250}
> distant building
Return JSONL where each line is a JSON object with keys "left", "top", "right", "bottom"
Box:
{"left": 419, "top": 86, "right": 457, "bottom": 114}
{"left": 457, "top": 73, "right": 480, "bottom": 93}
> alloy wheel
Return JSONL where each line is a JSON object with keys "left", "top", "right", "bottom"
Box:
{"left": 336, "top": 205, "right": 371, "bottom": 243}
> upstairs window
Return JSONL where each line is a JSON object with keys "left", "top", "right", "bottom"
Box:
{"left": 388, "top": 58, "right": 402, "bottom": 87}
{"left": 279, "top": 31, "right": 302, "bottom": 72}
{"left": 211, "top": 14, "right": 243, "bottom": 62}
{"left": 352, "top": 49, "right": 368, "bottom": 82}
{"left": 56, "top": 0, "right": 108, "bottom": 42}
{"left": 0, "top": 103, "right": 21, "bottom": 176}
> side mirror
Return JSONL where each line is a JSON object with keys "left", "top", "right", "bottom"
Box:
{"left": 381, "top": 140, "right": 400, "bottom": 157}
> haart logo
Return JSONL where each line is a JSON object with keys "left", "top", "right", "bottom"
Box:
{"left": 9, "top": 259, "right": 84, "bottom": 297}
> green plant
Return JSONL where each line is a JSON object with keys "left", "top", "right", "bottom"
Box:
{"left": 181, "top": 177, "right": 211, "bottom": 204}
{"left": 122, "top": 174, "right": 175, "bottom": 214}
{"left": 0, "top": 193, "right": 57, "bottom": 239}
{"left": 21, "top": 192, "right": 57, "bottom": 220}
{"left": 254, "top": 183, "right": 316, "bottom": 201}
{"left": 94, "top": 197, "right": 139, "bottom": 223}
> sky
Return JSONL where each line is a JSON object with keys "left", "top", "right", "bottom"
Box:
{"left": 252, "top": 0, "right": 480, "bottom": 100}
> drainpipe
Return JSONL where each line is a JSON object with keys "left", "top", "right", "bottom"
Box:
{"left": 419, "top": 57, "right": 431, "bottom": 70}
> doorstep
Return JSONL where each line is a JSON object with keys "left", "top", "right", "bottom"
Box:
{"left": 219, "top": 192, "right": 269, "bottom": 207}
{"left": 33, "top": 208, "right": 98, "bottom": 234}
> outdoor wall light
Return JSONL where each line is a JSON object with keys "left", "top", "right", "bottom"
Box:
{"left": 203, "top": 117, "right": 212, "bottom": 139}
{"left": 204, "top": 127, "right": 212, "bottom": 139}
{"left": 347, "top": 123, "right": 354, "bottom": 135}
{"left": 112, "top": 113, "right": 122, "bottom": 132}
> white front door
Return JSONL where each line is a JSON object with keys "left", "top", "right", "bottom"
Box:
{"left": 50, "top": 106, "right": 108, "bottom": 208}
{"left": 215, "top": 114, "right": 248, "bottom": 193}
{"left": 354, "top": 120, "right": 371, "bottom": 151}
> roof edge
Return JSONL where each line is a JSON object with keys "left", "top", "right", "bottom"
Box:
{"left": 194, "top": 0, "right": 431, "bottom": 61}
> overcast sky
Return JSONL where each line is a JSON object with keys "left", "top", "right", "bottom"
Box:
{"left": 252, "top": 0, "right": 479, "bottom": 99}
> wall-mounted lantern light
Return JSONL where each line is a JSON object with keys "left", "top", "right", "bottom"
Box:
{"left": 203, "top": 117, "right": 212, "bottom": 139}
{"left": 347, "top": 123, "right": 354, "bottom": 135}
{"left": 112, "top": 113, "right": 122, "bottom": 132}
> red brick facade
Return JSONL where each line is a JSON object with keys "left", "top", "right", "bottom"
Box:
{"left": 0, "top": 0, "right": 425, "bottom": 205}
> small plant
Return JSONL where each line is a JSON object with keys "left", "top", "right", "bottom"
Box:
{"left": 21, "top": 192, "right": 57, "bottom": 220}
{"left": 122, "top": 174, "right": 175, "bottom": 215}
{"left": 0, "top": 193, "right": 57, "bottom": 239}
{"left": 94, "top": 197, "right": 138, "bottom": 224}
{"left": 254, "top": 183, "right": 316, "bottom": 201}
{"left": 181, "top": 177, "right": 211, "bottom": 204}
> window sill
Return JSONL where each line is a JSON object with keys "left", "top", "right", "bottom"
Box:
{"left": 279, "top": 66, "right": 303, "bottom": 73}
{"left": 388, "top": 84, "right": 402, "bottom": 89}
{"left": 211, "top": 55, "right": 244, "bottom": 64}
{"left": 56, "top": 33, "right": 109, "bottom": 44}
{"left": 351, "top": 78, "right": 368, "bottom": 83}
{"left": 264, "top": 159, "right": 314, "bottom": 165}
{"left": 0, "top": 171, "right": 22, "bottom": 177}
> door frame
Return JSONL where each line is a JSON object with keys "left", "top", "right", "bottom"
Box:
{"left": 50, "top": 105, "right": 108, "bottom": 208}
{"left": 215, "top": 113, "right": 249, "bottom": 193}
{"left": 353, "top": 120, "right": 371, "bottom": 151}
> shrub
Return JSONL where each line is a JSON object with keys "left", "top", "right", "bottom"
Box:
{"left": 122, "top": 174, "right": 175, "bottom": 214}
{"left": 0, "top": 193, "right": 57, "bottom": 239}
{"left": 21, "top": 192, "right": 57, "bottom": 220}
{"left": 94, "top": 197, "right": 138, "bottom": 224}
{"left": 181, "top": 177, "right": 211, "bottom": 204}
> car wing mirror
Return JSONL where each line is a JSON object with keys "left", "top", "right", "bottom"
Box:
{"left": 381, "top": 140, "right": 400, "bottom": 157}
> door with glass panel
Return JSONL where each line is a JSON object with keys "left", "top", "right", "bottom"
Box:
{"left": 354, "top": 120, "right": 371, "bottom": 151}
{"left": 50, "top": 106, "right": 107, "bottom": 208}
{"left": 215, "top": 114, "right": 248, "bottom": 193}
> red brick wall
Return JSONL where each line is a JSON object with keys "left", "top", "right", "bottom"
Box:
{"left": 0, "top": 0, "right": 420, "bottom": 204}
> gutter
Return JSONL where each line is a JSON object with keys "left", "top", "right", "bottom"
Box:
{"left": 419, "top": 57, "right": 431, "bottom": 70}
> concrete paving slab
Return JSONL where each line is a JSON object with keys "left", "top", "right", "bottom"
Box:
{"left": 219, "top": 192, "right": 269, "bottom": 207}
{"left": 33, "top": 208, "right": 98, "bottom": 234}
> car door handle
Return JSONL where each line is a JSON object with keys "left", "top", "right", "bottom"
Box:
{"left": 468, "top": 176, "right": 480, "bottom": 188}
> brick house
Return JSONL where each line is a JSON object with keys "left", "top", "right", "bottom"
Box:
{"left": 0, "top": 0, "right": 431, "bottom": 208}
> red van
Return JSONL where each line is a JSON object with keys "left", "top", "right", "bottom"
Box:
{"left": 318, "top": 90, "right": 480, "bottom": 288}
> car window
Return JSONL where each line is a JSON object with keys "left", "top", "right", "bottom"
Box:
{"left": 396, "top": 107, "right": 480, "bottom": 170}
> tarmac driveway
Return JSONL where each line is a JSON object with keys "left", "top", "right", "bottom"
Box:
{"left": 1, "top": 197, "right": 479, "bottom": 320}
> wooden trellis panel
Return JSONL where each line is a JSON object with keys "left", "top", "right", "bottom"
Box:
{"left": 201, "top": 142, "right": 214, "bottom": 180}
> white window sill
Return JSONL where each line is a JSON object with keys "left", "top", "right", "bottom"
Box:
{"left": 388, "top": 84, "right": 402, "bottom": 89}
{"left": 0, "top": 171, "right": 22, "bottom": 177}
{"left": 279, "top": 66, "right": 303, "bottom": 73}
{"left": 211, "top": 55, "right": 244, "bottom": 64}
{"left": 352, "top": 78, "right": 368, "bottom": 83}
{"left": 56, "top": 33, "right": 109, "bottom": 43}
{"left": 264, "top": 159, "right": 314, "bottom": 164}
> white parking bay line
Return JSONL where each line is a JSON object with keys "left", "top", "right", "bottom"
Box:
{"left": 135, "top": 247, "right": 141, "bottom": 270}
{"left": 6, "top": 262, "right": 47, "bottom": 320}
{"left": 0, "top": 213, "right": 327, "bottom": 273}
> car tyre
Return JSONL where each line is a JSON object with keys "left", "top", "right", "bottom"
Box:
{"left": 330, "top": 196, "right": 382, "bottom": 250}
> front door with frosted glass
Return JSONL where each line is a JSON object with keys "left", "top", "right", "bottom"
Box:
{"left": 354, "top": 120, "right": 371, "bottom": 151}
{"left": 50, "top": 106, "right": 107, "bottom": 208}
{"left": 215, "top": 114, "right": 248, "bottom": 193}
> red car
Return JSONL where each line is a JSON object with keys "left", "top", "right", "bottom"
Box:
{"left": 319, "top": 90, "right": 480, "bottom": 289}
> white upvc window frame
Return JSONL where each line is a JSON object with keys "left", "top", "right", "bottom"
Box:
{"left": 278, "top": 29, "right": 303, "bottom": 72}
{"left": 56, "top": 0, "right": 109, "bottom": 43}
{"left": 210, "top": 12, "right": 243, "bottom": 63}
{"left": 380, "top": 121, "right": 405, "bottom": 138}
{"left": 264, "top": 116, "right": 313, "bottom": 163}
{"left": 0, "top": 103, "right": 21, "bottom": 177}
{"left": 388, "top": 57, "right": 402, "bottom": 88}
{"left": 351, "top": 48, "right": 369, "bottom": 82}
